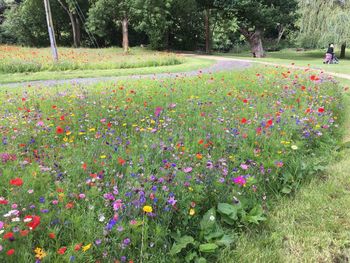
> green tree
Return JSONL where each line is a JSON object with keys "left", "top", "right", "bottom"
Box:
{"left": 216, "top": 0, "right": 298, "bottom": 57}
{"left": 298, "top": 0, "right": 350, "bottom": 58}
{"left": 87, "top": 0, "right": 136, "bottom": 52}
{"left": 134, "top": 0, "right": 173, "bottom": 50}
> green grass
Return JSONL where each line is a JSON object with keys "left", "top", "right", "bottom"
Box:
{"left": 218, "top": 49, "right": 350, "bottom": 75}
{"left": 0, "top": 57, "right": 214, "bottom": 84}
{"left": 219, "top": 82, "right": 350, "bottom": 263}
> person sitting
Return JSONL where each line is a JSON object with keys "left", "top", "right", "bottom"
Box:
{"left": 324, "top": 43, "right": 334, "bottom": 64}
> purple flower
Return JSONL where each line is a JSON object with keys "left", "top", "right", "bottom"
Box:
{"left": 123, "top": 238, "right": 131, "bottom": 245}
{"left": 167, "top": 196, "right": 177, "bottom": 206}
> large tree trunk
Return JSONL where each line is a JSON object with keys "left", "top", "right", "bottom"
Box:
{"left": 74, "top": 15, "right": 81, "bottom": 47}
{"left": 122, "top": 17, "right": 129, "bottom": 53}
{"left": 340, "top": 43, "right": 346, "bottom": 59}
{"left": 204, "top": 8, "right": 210, "bottom": 54}
{"left": 248, "top": 30, "right": 265, "bottom": 58}
{"left": 68, "top": 13, "right": 80, "bottom": 48}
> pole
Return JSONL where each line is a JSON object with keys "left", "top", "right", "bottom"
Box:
{"left": 43, "top": 0, "right": 58, "bottom": 61}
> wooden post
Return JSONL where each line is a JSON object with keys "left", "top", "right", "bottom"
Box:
{"left": 44, "top": 0, "right": 58, "bottom": 61}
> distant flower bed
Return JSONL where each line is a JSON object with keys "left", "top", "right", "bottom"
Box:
{"left": 0, "top": 45, "right": 183, "bottom": 73}
{"left": 0, "top": 68, "right": 343, "bottom": 262}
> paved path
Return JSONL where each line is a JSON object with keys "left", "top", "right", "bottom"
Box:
{"left": 1, "top": 58, "right": 251, "bottom": 88}
{"left": 190, "top": 54, "right": 350, "bottom": 81}
{"left": 2, "top": 54, "right": 349, "bottom": 88}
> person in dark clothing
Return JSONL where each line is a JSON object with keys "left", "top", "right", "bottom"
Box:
{"left": 324, "top": 43, "right": 335, "bottom": 64}
{"left": 326, "top": 43, "right": 334, "bottom": 57}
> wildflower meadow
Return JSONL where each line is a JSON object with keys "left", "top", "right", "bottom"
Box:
{"left": 0, "top": 65, "right": 344, "bottom": 262}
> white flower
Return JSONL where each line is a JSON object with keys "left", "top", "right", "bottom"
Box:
{"left": 209, "top": 215, "right": 215, "bottom": 221}
{"left": 291, "top": 145, "right": 298, "bottom": 150}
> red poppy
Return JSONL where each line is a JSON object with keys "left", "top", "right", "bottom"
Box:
{"left": 118, "top": 157, "right": 126, "bottom": 166}
{"left": 318, "top": 107, "right": 325, "bottom": 113}
{"left": 310, "top": 75, "right": 319, "bottom": 81}
{"left": 82, "top": 163, "right": 87, "bottom": 171}
{"left": 74, "top": 243, "right": 82, "bottom": 251}
{"left": 3, "top": 232, "right": 14, "bottom": 239}
{"left": 49, "top": 232, "right": 56, "bottom": 239}
{"left": 0, "top": 199, "right": 8, "bottom": 205}
{"left": 60, "top": 115, "right": 65, "bottom": 121}
{"left": 243, "top": 99, "right": 248, "bottom": 103}
{"left": 267, "top": 119, "right": 273, "bottom": 127}
{"left": 20, "top": 230, "right": 29, "bottom": 236}
{"left": 241, "top": 118, "right": 247, "bottom": 124}
{"left": 57, "top": 247, "right": 67, "bottom": 255}
{"left": 9, "top": 178, "right": 23, "bottom": 186}
{"left": 6, "top": 249, "right": 15, "bottom": 256}
{"left": 56, "top": 126, "right": 64, "bottom": 134}
{"left": 26, "top": 215, "right": 40, "bottom": 230}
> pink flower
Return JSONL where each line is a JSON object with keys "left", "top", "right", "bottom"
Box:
{"left": 154, "top": 107, "right": 163, "bottom": 117}
{"left": 183, "top": 167, "right": 192, "bottom": 173}
{"left": 233, "top": 176, "right": 246, "bottom": 186}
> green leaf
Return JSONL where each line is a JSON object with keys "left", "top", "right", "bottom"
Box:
{"left": 215, "top": 235, "right": 235, "bottom": 247}
{"left": 242, "top": 205, "right": 266, "bottom": 225}
{"left": 200, "top": 208, "right": 216, "bottom": 233}
{"left": 281, "top": 186, "right": 292, "bottom": 194}
{"left": 170, "top": 235, "right": 195, "bottom": 255}
{"left": 196, "top": 258, "right": 207, "bottom": 263}
{"left": 199, "top": 243, "right": 219, "bottom": 253}
{"left": 217, "top": 203, "right": 239, "bottom": 225}
{"left": 204, "top": 227, "right": 224, "bottom": 241}
{"left": 185, "top": 252, "right": 197, "bottom": 262}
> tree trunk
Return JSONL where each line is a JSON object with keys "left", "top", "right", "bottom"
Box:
{"left": 276, "top": 25, "right": 285, "bottom": 46}
{"left": 248, "top": 30, "right": 265, "bottom": 58}
{"left": 122, "top": 17, "right": 129, "bottom": 53}
{"left": 340, "top": 43, "right": 346, "bottom": 59}
{"left": 74, "top": 14, "right": 81, "bottom": 47}
{"left": 57, "top": 0, "right": 80, "bottom": 48}
{"left": 205, "top": 8, "right": 210, "bottom": 54}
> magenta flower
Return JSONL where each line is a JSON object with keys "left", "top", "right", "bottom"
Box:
{"left": 233, "top": 176, "right": 246, "bottom": 186}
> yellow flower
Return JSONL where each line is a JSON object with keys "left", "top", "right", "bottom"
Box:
{"left": 100, "top": 155, "right": 106, "bottom": 159}
{"left": 189, "top": 209, "right": 195, "bottom": 216}
{"left": 34, "top": 247, "right": 47, "bottom": 260}
{"left": 82, "top": 243, "right": 92, "bottom": 252}
{"left": 143, "top": 205, "right": 153, "bottom": 213}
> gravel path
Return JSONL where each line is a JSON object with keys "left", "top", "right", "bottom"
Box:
{"left": 1, "top": 58, "right": 251, "bottom": 88}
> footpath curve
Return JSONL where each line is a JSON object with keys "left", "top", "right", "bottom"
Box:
{"left": 1, "top": 58, "right": 251, "bottom": 88}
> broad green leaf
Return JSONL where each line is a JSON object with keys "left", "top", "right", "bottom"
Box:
{"left": 170, "top": 235, "right": 194, "bottom": 255}
{"left": 215, "top": 235, "right": 235, "bottom": 247}
{"left": 199, "top": 243, "right": 219, "bottom": 253}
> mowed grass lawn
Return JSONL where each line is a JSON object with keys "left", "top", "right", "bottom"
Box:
{"left": 0, "top": 66, "right": 344, "bottom": 262}
{"left": 0, "top": 46, "right": 214, "bottom": 84}
{"left": 220, "top": 49, "right": 350, "bottom": 75}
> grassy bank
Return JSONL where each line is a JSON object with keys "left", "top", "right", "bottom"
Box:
{"left": 0, "top": 57, "right": 214, "bottom": 84}
{"left": 219, "top": 79, "right": 350, "bottom": 263}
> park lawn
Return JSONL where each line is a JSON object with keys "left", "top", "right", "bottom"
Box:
{"left": 0, "top": 67, "right": 344, "bottom": 262}
{"left": 219, "top": 49, "right": 350, "bottom": 75}
{"left": 0, "top": 57, "right": 214, "bottom": 84}
{"left": 219, "top": 79, "right": 350, "bottom": 263}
